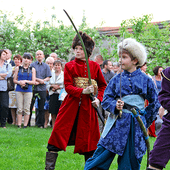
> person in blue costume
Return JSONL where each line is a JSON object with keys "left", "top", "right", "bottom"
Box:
{"left": 84, "top": 38, "right": 160, "bottom": 170}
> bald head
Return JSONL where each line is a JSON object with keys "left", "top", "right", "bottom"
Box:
{"left": 35, "top": 50, "right": 44, "bottom": 63}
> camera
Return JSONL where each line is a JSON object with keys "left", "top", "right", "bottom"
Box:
{"left": 22, "top": 83, "right": 29, "bottom": 90}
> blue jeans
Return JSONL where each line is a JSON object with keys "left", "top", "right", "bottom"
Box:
{"left": 0, "top": 91, "right": 9, "bottom": 127}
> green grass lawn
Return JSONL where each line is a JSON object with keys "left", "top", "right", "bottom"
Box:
{"left": 0, "top": 124, "right": 169, "bottom": 170}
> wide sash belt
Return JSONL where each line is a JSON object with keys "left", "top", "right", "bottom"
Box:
{"left": 101, "top": 95, "right": 145, "bottom": 138}
{"left": 73, "top": 77, "right": 98, "bottom": 95}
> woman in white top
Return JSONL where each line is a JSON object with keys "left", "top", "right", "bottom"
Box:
{"left": 47, "top": 60, "right": 64, "bottom": 128}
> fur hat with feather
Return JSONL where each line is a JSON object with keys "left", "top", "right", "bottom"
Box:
{"left": 72, "top": 31, "right": 95, "bottom": 57}
{"left": 117, "top": 38, "right": 147, "bottom": 66}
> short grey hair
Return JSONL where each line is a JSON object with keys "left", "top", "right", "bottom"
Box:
{"left": 45, "top": 57, "right": 54, "bottom": 63}
{"left": 112, "top": 62, "right": 119, "bottom": 66}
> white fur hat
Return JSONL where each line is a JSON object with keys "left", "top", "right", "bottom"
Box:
{"left": 117, "top": 38, "right": 147, "bottom": 66}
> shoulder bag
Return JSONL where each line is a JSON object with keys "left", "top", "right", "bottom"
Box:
{"left": 6, "top": 64, "right": 15, "bottom": 91}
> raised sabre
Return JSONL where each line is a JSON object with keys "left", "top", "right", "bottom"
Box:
{"left": 63, "top": 9, "right": 105, "bottom": 125}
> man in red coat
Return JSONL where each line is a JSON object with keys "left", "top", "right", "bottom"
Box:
{"left": 45, "top": 31, "right": 107, "bottom": 170}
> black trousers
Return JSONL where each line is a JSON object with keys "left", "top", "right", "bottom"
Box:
{"left": 0, "top": 91, "right": 9, "bottom": 127}
{"left": 28, "top": 90, "right": 46, "bottom": 127}
{"left": 7, "top": 108, "right": 13, "bottom": 124}
{"left": 49, "top": 93, "right": 61, "bottom": 115}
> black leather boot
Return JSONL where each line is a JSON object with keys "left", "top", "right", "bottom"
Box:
{"left": 147, "top": 168, "right": 157, "bottom": 170}
{"left": 45, "top": 152, "right": 58, "bottom": 170}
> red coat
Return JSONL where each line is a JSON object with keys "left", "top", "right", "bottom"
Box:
{"left": 48, "top": 58, "right": 107, "bottom": 154}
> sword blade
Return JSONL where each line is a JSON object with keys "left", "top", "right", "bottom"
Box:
{"left": 63, "top": 9, "right": 105, "bottom": 125}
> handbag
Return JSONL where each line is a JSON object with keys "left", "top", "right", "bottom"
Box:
{"left": 7, "top": 76, "right": 15, "bottom": 91}
{"left": 6, "top": 64, "right": 15, "bottom": 91}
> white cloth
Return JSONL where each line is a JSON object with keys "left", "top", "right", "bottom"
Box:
{"left": 47, "top": 71, "right": 64, "bottom": 96}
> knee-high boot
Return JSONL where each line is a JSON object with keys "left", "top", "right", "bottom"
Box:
{"left": 45, "top": 152, "right": 58, "bottom": 170}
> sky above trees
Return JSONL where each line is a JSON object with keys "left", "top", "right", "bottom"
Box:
{"left": 1, "top": 0, "right": 170, "bottom": 28}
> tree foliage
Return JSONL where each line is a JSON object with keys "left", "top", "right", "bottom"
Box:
{"left": 119, "top": 15, "right": 170, "bottom": 75}
{"left": 0, "top": 9, "right": 169, "bottom": 74}
{"left": 0, "top": 9, "right": 105, "bottom": 61}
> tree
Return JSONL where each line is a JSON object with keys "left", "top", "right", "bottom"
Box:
{"left": 1, "top": 9, "right": 169, "bottom": 72}
{"left": 0, "top": 9, "right": 106, "bottom": 62}
{"left": 119, "top": 15, "right": 170, "bottom": 75}
{"left": 0, "top": 9, "right": 33, "bottom": 55}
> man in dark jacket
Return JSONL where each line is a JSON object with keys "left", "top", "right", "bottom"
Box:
{"left": 102, "top": 60, "right": 115, "bottom": 84}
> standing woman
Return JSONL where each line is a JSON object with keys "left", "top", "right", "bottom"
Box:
{"left": 47, "top": 60, "right": 64, "bottom": 128}
{"left": 152, "top": 66, "right": 163, "bottom": 93}
{"left": 44, "top": 57, "right": 54, "bottom": 128}
{"left": 0, "top": 49, "right": 12, "bottom": 128}
{"left": 13, "top": 53, "right": 36, "bottom": 128}
{"left": 138, "top": 62, "right": 157, "bottom": 137}
{"left": 152, "top": 66, "right": 164, "bottom": 136}
{"left": 9, "top": 54, "right": 23, "bottom": 125}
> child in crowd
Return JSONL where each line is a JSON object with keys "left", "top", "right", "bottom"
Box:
{"left": 84, "top": 38, "right": 160, "bottom": 170}
{"left": 45, "top": 31, "right": 107, "bottom": 170}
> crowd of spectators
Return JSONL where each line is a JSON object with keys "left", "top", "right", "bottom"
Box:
{"left": 0, "top": 49, "right": 66, "bottom": 129}
{"left": 0, "top": 49, "right": 164, "bottom": 133}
